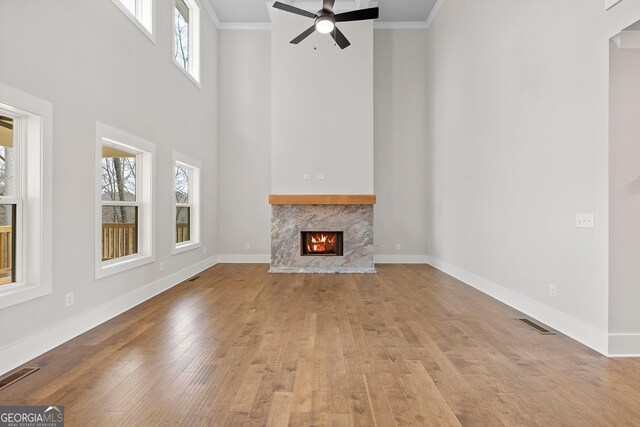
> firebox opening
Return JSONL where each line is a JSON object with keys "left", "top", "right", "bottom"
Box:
{"left": 301, "top": 231, "right": 344, "bottom": 256}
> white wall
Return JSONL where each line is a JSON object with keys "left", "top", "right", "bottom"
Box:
{"left": 270, "top": 11, "right": 374, "bottom": 195}
{"left": 609, "top": 39, "right": 640, "bottom": 353}
{"left": 374, "top": 29, "right": 430, "bottom": 259}
{"left": 216, "top": 28, "right": 430, "bottom": 259}
{"left": 218, "top": 30, "right": 271, "bottom": 258}
{"left": 0, "top": 0, "right": 218, "bottom": 364}
{"left": 425, "top": 0, "right": 612, "bottom": 352}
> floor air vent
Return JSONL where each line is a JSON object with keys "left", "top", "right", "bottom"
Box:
{"left": 517, "top": 318, "right": 555, "bottom": 335}
{"left": 188, "top": 275, "right": 201, "bottom": 282}
{"left": 0, "top": 367, "right": 40, "bottom": 391}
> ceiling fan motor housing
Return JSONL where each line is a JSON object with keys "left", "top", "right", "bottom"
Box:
{"left": 314, "top": 10, "right": 336, "bottom": 33}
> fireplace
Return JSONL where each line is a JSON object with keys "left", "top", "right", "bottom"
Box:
{"left": 269, "top": 196, "right": 376, "bottom": 273}
{"left": 301, "top": 231, "right": 343, "bottom": 256}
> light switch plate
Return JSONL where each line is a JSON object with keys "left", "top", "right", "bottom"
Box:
{"left": 576, "top": 214, "right": 594, "bottom": 229}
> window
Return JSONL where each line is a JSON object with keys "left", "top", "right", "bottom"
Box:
{"left": 110, "top": 0, "right": 154, "bottom": 41}
{"left": 174, "top": 0, "right": 201, "bottom": 83}
{"left": 0, "top": 114, "right": 19, "bottom": 286}
{"left": 96, "top": 123, "right": 155, "bottom": 279}
{"left": 101, "top": 145, "right": 138, "bottom": 261}
{"left": 0, "top": 83, "right": 53, "bottom": 309}
{"left": 173, "top": 152, "right": 201, "bottom": 254}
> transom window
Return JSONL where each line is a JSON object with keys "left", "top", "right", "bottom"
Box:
{"left": 174, "top": 0, "right": 200, "bottom": 83}
{"left": 110, "top": 0, "right": 154, "bottom": 40}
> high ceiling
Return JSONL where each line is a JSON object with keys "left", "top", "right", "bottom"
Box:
{"left": 207, "top": 0, "right": 439, "bottom": 24}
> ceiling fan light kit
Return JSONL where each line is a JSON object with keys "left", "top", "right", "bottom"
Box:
{"left": 315, "top": 14, "right": 335, "bottom": 34}
{"left": 272, "top": 0, "right": 379, "bottom": 49}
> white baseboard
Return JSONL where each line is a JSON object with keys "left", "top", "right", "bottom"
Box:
{"left": 608, "top": 334, "right": 640, "bottom": 357}
{"left": 217, "top": 254, "right": 270, "bottom": 263}
{"left": 374, "top": 254, "right": 430, "bottom": 264}
{"left": 216, "top": 254, "right": 430, "bottom": 265}
{"left": 0, "top": 256, "right": 218, "bottom": 376}
{"left": 216, "top": 254, "right": 431, "bottom": 265}
{"left": 425, "top": 256, "right": 609, "bottom": 356}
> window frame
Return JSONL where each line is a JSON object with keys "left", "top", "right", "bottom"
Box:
{"left": 173, "top": 0, "right": 201, "bottom": 86}
{"left": 95, "top": 122, "right": 155, "bottom": 279}
{"left": 0, "top": 110, "right": 25, "bottom": 288}
{"left": 100, "top": 141, "right": 141, "bottom": 263}
{"left": 0, "top": 83, "right": 53, "bottom": 310}
{"left": 172, "top": 151, "right": 201, "bottom": 255}
{"left": 109, "top": 0, "right": 155, "bottom": 43}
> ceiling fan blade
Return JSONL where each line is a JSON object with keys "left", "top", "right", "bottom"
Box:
{"left": 323, "top": 0, "right": 335, "bottom": 12}
{"left": 334, "top": 7, "right": 379, "bottom": 22}
{"left": 331, "top": 27, "right": 351, "bottom": 49}
{"left": 290, "top": 25, "right": 317, "bottom": 44}
{"left": 272, "top": 1, "right": 317, "bottom": 19}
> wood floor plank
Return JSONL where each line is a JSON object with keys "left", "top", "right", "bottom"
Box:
{"left": 266, "top": 391, "right": 293, "bottom": 427}
{"left": 2, "top": 264, "right": 640, "bottom": 426}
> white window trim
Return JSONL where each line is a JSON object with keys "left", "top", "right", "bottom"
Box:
{"left": 0, "top": 83, "right": 53, "bottom": 310}
{"left": 173, "top": 0, "right": 201, "bottom": 86}
{"left": 0, "top": 109, "right": 24, "bottom": 286}
{"left": 95, "top": 122, "right": 155, "bottom": 279}
{"left": 109, "top": 0, "right": 155, "bottom": 43}
{"left": 605, "top": 0, "right": 623, "bottom": 10}
{"left": 172, "top": 151, "right": 201, "bottom": 255}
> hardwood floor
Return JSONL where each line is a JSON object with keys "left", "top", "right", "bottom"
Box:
{"left": 2, "top": 264, "right": 640, "bottom": 426}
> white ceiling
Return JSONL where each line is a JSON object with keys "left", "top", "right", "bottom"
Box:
{"left": 207, "top": 0, "right": 439, "bottom": 24}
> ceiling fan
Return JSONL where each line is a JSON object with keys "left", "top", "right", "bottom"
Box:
{"left": 272, "top": 0, "right": 379, "bottom": 49}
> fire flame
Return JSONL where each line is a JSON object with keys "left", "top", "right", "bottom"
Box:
{"left": 307, "top": 233, "right": 336, "bottom": 254}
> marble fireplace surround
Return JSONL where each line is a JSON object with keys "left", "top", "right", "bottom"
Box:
{"left": 269, "top": 195, "right": 376, "bottom": 274}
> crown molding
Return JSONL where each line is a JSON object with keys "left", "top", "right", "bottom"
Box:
{"left": 375, "top": 21, "right": 428, "bottom": 29}
{"left": 425, "top": 0, "right": 447, "bottom": 28}
{"left": 201, "top": 0, "right": 222, "bottom": 28}
{"left": 217, "top": 21, "right": 432, "bottom": 31}
{"left": 219, "top": 22, "right": 272, "bottom": 30}
{"left": 209, "top": 0, "right": 447, "bottom": 31}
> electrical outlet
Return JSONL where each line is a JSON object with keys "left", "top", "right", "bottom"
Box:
{"left": 576, "top": 214, "right": 594, "bottom": 229}
{"left": 159, "top": 262, "right": 165, "bottom": 272}
{"left": 202, "top": 247, "right": 207, "bottom": 255}
{"left": 549, "top": 284, "right": 557, "bottom": 298}
{"left": 303, "top": 175, "right": 311, "bottom": 180}
{"left": 396, "top": 243, "right": 401, "bottom": 250}
{"left": 65, "top": 291, "right": 74, "bottom": 307}
{"left": 245, "top": 243, "right": 251, "bottom": 250}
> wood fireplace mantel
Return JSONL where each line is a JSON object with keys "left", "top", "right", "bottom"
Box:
{"left": 268, "top": 194, "right": 376, "bottom": 205}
